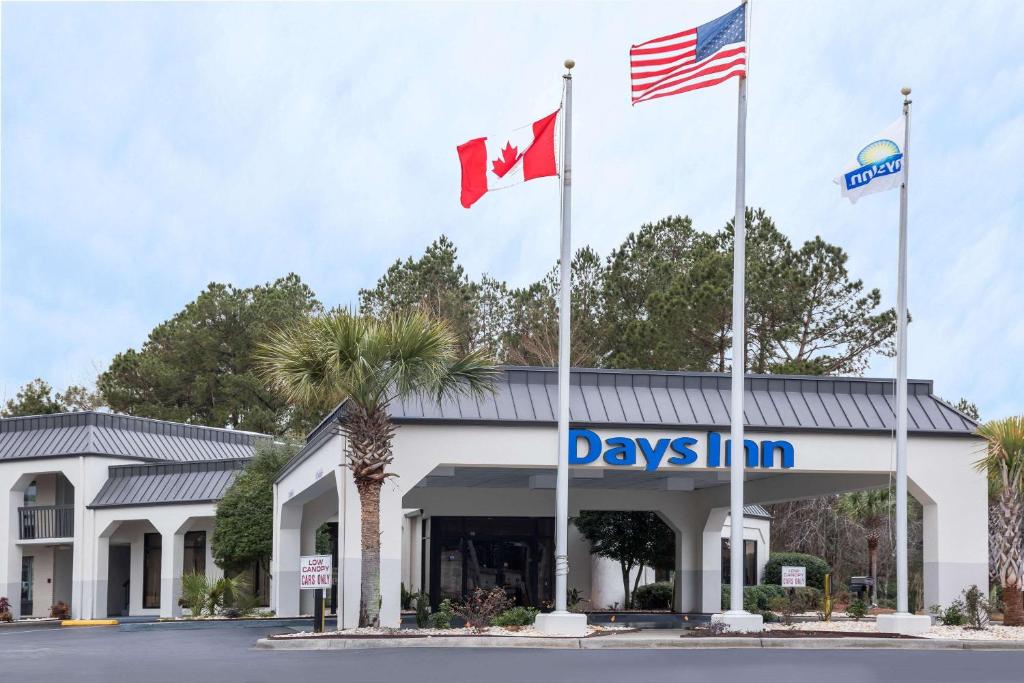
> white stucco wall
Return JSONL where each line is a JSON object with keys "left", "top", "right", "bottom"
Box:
{"left": 274, "top": 421, "right": 986, "bottom": 626}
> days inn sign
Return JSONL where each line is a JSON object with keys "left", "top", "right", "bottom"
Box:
{"left": 569, "top": 428, "right": 795, "bottom": 471}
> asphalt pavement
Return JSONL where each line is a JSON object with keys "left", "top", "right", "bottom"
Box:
{"left": 4, "top": 625, "right": 1023, "bottom": 683}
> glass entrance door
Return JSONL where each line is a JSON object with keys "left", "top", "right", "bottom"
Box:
{"left": 466, "top": 538, "right": 535, "bottom": 604}
{"left": 20, "top": 556, "right": 34, "bottom": 616}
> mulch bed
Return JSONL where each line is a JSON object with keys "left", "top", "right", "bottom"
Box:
{"left": 682, "top": 629, "right": 920, "bottom": 640}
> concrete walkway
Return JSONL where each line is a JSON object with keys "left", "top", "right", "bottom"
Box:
{"left": 256, "top": 629, "right": 1024, "bottom": 651}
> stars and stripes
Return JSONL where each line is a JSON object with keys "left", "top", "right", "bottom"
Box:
{"left": 630, "top": 4, "right": 747, "bottom": 105}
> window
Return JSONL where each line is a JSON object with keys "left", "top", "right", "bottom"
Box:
{"left": 24, "top": 481, "right": 37, "bottom": 505}
{"left": 143, "top": 533, "right": 162, "bottom": 608}
{"left": 183, "top": 531, "right": 206, "bottom": 575}
{"left": 721, "top": 538, "right": 757, "bottom": 586}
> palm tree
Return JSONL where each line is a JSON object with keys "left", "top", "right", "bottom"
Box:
{"left": 838, "top": 488, "right": 892, "bottom": 605}
{"left": 257, "top": 309, "right": 498, "bottom": 626}
{"left": 975, "top": 416, "right": 1024, "bottom": 626}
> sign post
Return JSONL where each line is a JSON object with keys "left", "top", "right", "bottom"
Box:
{"left": 300, "top": 555, "right": 333, "bottom": 633}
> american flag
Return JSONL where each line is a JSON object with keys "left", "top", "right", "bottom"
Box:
{"left": 630, "top": 4, "right": 747, "bottom": 105}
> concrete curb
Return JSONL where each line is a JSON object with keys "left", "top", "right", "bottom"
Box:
{"left": 120, "top": 617, "right": 326, "bottom": 632}
{"left": 254, "top": 635, "right": 1024, "bottom": 652}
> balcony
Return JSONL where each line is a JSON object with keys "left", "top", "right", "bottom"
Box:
{"left": 18, "top": 505, "right": 74, "bottom": 540}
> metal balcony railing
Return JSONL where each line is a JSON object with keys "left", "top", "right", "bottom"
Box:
{"left": 18, "top": 505, "right": 74, "bottom": 540}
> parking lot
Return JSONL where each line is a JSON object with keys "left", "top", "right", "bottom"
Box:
{"left": 4, "top": 625, "right": 1024, "bottom": 683}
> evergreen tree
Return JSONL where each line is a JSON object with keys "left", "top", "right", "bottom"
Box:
{"left": 98, "top": 274, "right": 324, "bottom": 436}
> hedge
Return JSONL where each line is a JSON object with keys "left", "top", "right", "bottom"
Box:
{"left": 762, "top": 552, "right": 831, "bottom": 590}
{"left": 633, "top": 581, "right": 673, "bottom": 609}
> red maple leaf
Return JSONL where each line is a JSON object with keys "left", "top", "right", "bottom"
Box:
{"left": 491, "top": 142, "right": 520, "bottom": 178}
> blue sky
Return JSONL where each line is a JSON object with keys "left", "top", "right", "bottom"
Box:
{"left": 1, "top": 1, "right": 1021, "bottom": 419}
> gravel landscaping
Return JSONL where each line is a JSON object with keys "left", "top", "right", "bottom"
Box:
{"left": 765, "top": 620, "right": 1024, "bottom": 640}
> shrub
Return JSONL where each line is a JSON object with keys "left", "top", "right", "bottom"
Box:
{"left": 415, "top": 593, "right": 431, "bottom": 628}
{"left": 930, "top": 591, "right": 980, "bottom": 627}
{"left": 401, "top": 583, "right": 413, "bottom": 611}
{"left": 491, "top": 606, "right": 539, "bottom": 627}
{"left": 721, "top": 584, "right": 786, "bottom": 614}
{"left": 632, "top": 581, "right": 673, "bottom": 610}
{"left": 0, "top": 596, "right": 11, "bottom": 623}
{"left": 50, "top": 601, "right": 70, "bottom": 619}
{"left": 846, "top": 599, "right": 868, "bottom": 621}
{"left": 455, "top": 587, "right": 512, "bottom": 629}
{"left": 768, "top": 594, "right": 796, "bottom": 625}
{"left": 180, "top": 572, "right": 210, "bottom": 617}
{"left": 429, "top": 599, "right": 454, "bottom": 629}
{"left": 762, "top": 553, "right": 831, "bottom": 590}
{"left": 790, "top": 587, "right": 823, "bottom": 612}
{"left": 962, "top": 585, "right": 991, "bottom": 630}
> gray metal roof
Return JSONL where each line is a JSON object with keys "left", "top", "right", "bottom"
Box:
{"left": 0, "top": 411, "right": 265, "bottom": 463}
{"left": 743, "top": 504, "right": 772, "bottom": 519}
{"left": 309, "top": 366, "right": 978, "bottom": 438}
{"left": 89, "top": 459, "right": 248, "bottom": 508}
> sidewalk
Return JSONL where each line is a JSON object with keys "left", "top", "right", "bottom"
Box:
{"left": 254, "top": 629, "right": 1024, "bottom": 651}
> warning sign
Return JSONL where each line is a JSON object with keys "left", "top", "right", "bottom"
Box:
{"left": 300, "top": 555, "right": 333, "bottom": 590}
{"left": 781, "top": 566, "right": 807, "bottom": 588}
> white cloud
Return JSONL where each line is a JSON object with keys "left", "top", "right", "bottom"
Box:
{"left": 1, "top": 1, "right": 1021, "bottom": 418}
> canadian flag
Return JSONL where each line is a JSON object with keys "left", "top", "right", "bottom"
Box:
{"left": 457, "top": 109, "right": 560, "bottom": 208}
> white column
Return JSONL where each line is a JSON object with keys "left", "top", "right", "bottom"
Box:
{"left": 378, "top": 476, "right": 403, "bottom": 628}
{"left": 158, "top": 526, "right": 184, "bottom": 619}
{"left": 337, "top": 465, "right": 361, "bottom": 629}
{"left": 93, "top": 535, "right": 110, "bottom": 619}
{"left": 2, "top": 477, "right": 23, "bottom": 619}
{"left": 702, "top": 508, "right": 729, "bottom": 614}
{"left": 273, "top": 497, "right": 302, "bottom": 618}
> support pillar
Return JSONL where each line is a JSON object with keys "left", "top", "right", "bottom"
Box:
{"left": 273, "top": 498, "right": 302, "bottom": 618}
{"left": 158, "top": 526, "right": 184, "bottom": 619}
{"left": 701, "top": 508, "right": 728, "bottom": 614}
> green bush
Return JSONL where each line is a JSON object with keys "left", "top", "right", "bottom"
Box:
{"left": 415, "top": 593, "right": 431, "bottom": 628}
{"left": 632, "top": 581, "right": 673, "bottom": 610}
{"left": 930, "top": 599, "right": 966, "bottom": 626}
{"left": 491, "top": 606, "right": 539, "bottom": 627}
{"left": 846, "top": 599, "right": 868, "bottom": 621}
{"left": 429, "top": 598, "right": 454, "bottom": 629}
{"left": 180, "top": 572, "right": 210, "bottom": 617}
{"left": 721, "top": 584, "right": 785, "bottom": 613}
{"left": 790, "top": 587, "right": 823, "bottom": 612}
{"left": 762, "top": 553, "right": 831, "bottom": 590}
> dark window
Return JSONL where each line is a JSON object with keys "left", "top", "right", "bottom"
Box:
{"left": 183, "top": 531, "right": 206, "bottom": 575}
{"left": 428, "top": 517, "right": 554, "bottom": 609}
{"left": 21, "top": 556, "right": 34, "bottom": 615}
{"left": 24, "top": 481, "right": 37, "bottom": 505}
{"left": 143, "top": 533, "right": 162, "bottom": 608}
{"left": 721, "top": 538, "right": 757, "bottom": 586}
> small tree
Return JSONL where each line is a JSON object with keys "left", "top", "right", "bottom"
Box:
{"left": 975, "top": 416, "right": 1024, "bottom": 626}
{"left": 212, "top": 440, "right": 299, "bottom": 575}
{"left": 838, "top": 488, "right": 892, "bottom": 604}
{"left": 574, "top": 511, "right": 674, "bottom": 609}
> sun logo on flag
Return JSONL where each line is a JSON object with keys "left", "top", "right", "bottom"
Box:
{"left": 491, "top": 142, "right": 521, "bottom": 178}
{"left": 857, "top": 139, "right": 901, "bottom": 166}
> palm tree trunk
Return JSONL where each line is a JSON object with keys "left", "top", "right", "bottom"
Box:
{"left": 345, "top": 403, "right": 396, "bottom": 628}
{"left": 1004, "top": 583, "right": 1024, "bottom": 626}
{"left": 355, "top": 477, "right": 383, "bottom": 627}
{"left": 996, "top": 488, "right": 1024, "bottom": 626}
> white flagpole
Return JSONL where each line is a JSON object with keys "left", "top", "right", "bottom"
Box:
{"left": 553, "top": 59, "right": 574, "bottom": 615}
{"left": 877, "top": 86, "right": 928, "bottom": 635}
{"left": 894, "top": 86, "right": 912, "bottom": 615}
{"left": 725, "top": 0, "right": 756, "bottom": 627}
